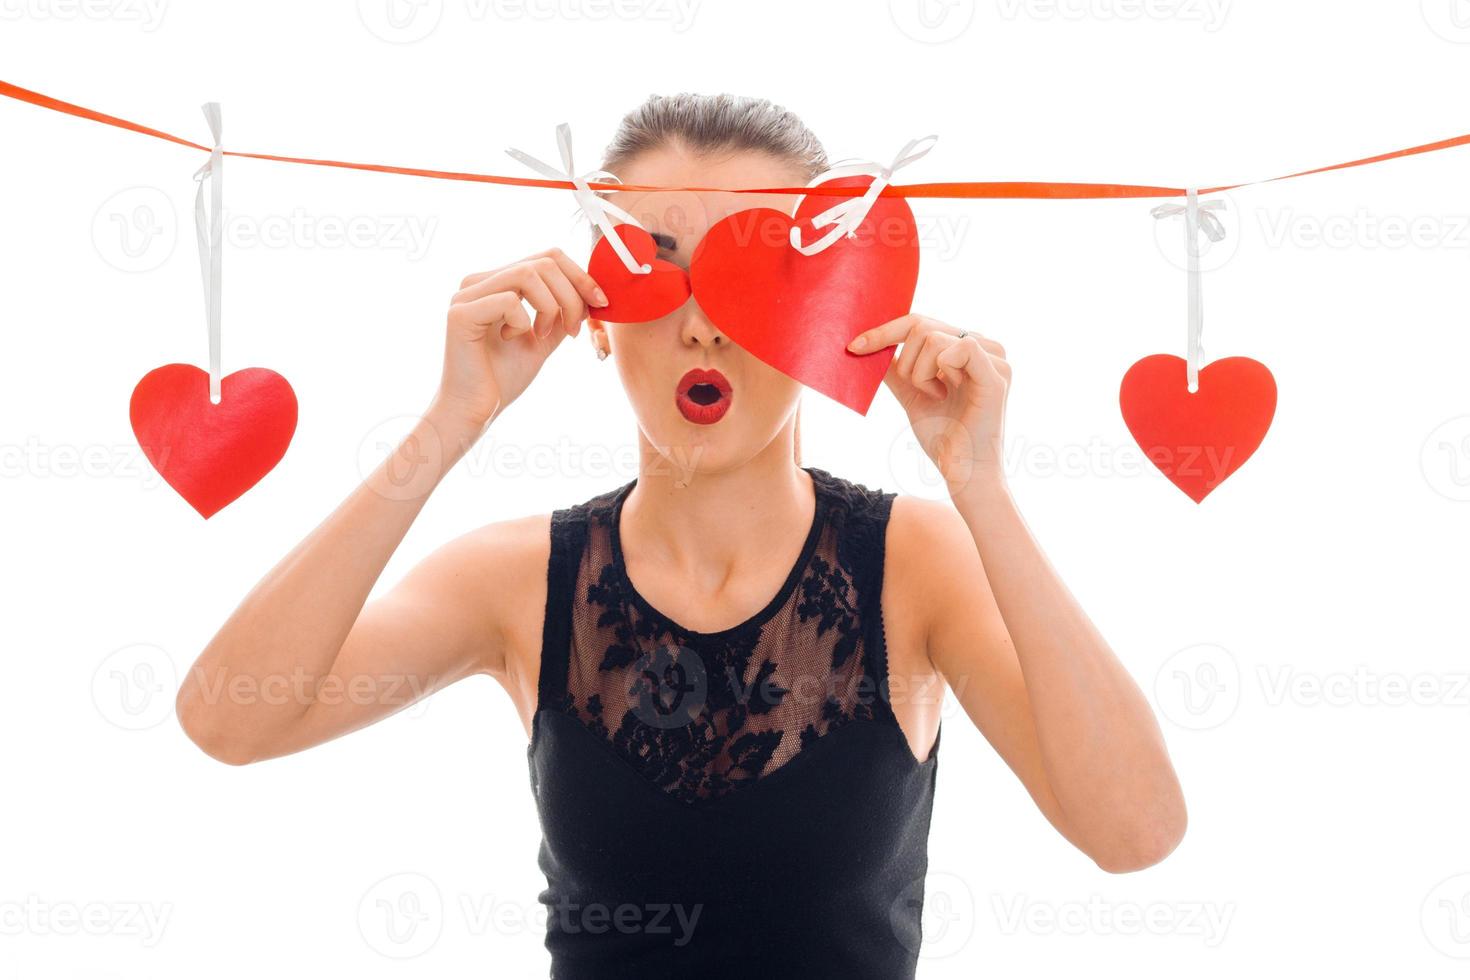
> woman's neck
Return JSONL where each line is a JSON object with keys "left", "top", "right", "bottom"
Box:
{"left": 619, "top": 438, "right": 815, "bottom": 594}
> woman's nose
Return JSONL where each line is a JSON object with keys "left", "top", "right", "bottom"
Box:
{"left": 679, "top": 307, "right": 728, "bottom": 349}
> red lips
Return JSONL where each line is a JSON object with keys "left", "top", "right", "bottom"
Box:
{"left": 676, "top": 368, "right": 732, "bottom": 425}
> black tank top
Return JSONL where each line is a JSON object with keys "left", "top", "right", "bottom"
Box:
{"left": 528, "top": 465, "right": 941, "bottom": 978}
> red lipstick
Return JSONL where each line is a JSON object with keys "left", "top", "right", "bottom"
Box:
{"left": 676, "top": 368, "right": 733, "bottom": 425}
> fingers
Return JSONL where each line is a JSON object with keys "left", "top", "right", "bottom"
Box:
{"left": 905, "top": 331, "right": 955, "bottom": 399}
{"left": 521, "top": 257, "right": 581, "bottom": 340}
{"left": 456, "top": 248, "right": 605, "bottom": 340}
{"left": 450, "top": 290, "right": 532, "bottom": 341}
{"left": 894, "top": 327, "right": 946, "bottom": 399}
{"left": 457, "top": 262, "right": 568, "bottom": 340}
{"left": 882, "top": 318, "right": 1009, "bottom": 399}
{"left": 933, "top": 334, "right": 1009, "bottom": 393}
{"left": 458, "top": 266, "right": 506, "bottom": 290}
{"left": 538, "top": 247, "right": 609, "bottom": 320}
{"left": 847, "top": 312, "right": 923, "bottom": 355}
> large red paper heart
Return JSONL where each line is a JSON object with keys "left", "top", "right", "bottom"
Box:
{"left": 130, "top": 364, "right": 298, "bottom": 518}
{"left": 1119, "top": 354, "right": 1276, "bottom": 503}
{"left": 688, "top": 175, "right": 919, "bottom": 415}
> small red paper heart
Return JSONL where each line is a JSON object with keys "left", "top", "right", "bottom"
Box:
{"left": 689, "top": 175, "right": 920, "bottom": 415}
{"left": 1119, "top": 354, "right": 1276, "bottom": 502}
{"left": 587, "top": 223, "right": 691, "bottom": 322}
{"left": 129, "top": 364, "right": 298, "bottom": 518}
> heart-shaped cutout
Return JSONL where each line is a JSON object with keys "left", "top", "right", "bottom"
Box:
{"left": 130, "top": 364, "right": 298, "bottom": 518}
{"left": 587, "top": 223, "right": 691, "bottom": 322}
{"left": 689, "top": 175, "right": 920, "bottom": 415}
{"left": 1119, "top": 353, "right": 1276, "bottom": 502}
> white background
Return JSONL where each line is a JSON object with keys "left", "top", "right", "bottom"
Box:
{"left": 4, "top": 1, "right": 1470, "bottom": 976}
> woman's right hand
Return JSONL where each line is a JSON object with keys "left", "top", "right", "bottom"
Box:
{"left": 429, "top": 247, "right": 608, "bottom": 440}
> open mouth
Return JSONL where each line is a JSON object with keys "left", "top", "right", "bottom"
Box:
{"left": 675, "top": 368, "right": 733, "bottom": 425}
{"left": 686, "top": 383, "right": 722, "bottom": 405}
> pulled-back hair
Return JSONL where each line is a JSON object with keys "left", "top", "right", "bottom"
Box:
{"left": 599, "top": 92, "right": 829, "bottom": 182}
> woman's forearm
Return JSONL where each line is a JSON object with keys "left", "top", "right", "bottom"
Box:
{"left": 951, "top": 473, "right": 1187, "bottom": 871}
{"left": 175, "top": 405, "right": 477, "bottom": 759}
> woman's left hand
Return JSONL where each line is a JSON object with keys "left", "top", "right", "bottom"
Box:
{"left": 847, "top": 314, "right": 1011, "bottom": 492}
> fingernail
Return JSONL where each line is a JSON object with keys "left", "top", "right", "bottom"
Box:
{"left": 848, "top": 336, "right": 867, "bottom": 352}
{"left": 593, "top": 287, "right": 610, "bottom": 306}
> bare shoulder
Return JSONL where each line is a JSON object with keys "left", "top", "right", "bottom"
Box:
{"left": 453, "top": 509, "right": 552, "bottom": 584}
{"left": 887, "top": 491, "right": 974, "bottom": 544}
{"left": 378, "top": 507, "right": 553, "bottom": 738}
{"left": 878, "top": 492, "right": 984, "bottom": 754}
{"left": 458, "top": 510, "right": 552, "bottom": 677}
{"left": 397, "top": 509, "right": 550, "bottom": 688}
{"left": 881, "top": 494, "right": 968, "bottom": 678}
{"left": 885, "top": 492, "right": 982, "bottom": 590}
{"left": 883, "top": 493, "right": 990, "bottom": 665}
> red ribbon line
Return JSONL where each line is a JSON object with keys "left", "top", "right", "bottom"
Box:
{"left": 6, "top": 77, "right": 1470, "bottom": 200}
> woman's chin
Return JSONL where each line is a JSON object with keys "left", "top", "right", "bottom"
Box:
{"left": 647, "top": 427, "right": 735, "bottom": 478}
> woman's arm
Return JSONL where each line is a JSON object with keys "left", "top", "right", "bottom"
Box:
{"left": 176, "top": 249, "right": 605, "bottom": 764}
{"left": 852, "top": 313, "right": 1186, "bottom": 873}
{"left": 901, "top": 489, "right": 1187, "bottom": 873}
{"left": 175, "top": 409, "right": 524, "bottom": 765}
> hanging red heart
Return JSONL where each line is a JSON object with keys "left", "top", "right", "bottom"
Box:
{"left": 130, "top": 364, "right": 298, "bottom": 518}
{"left": 686, "top": 174, "right": 920, "bottom": 415}
{"left": 1119, "top": 354, "right": 1276, "bottom": 503}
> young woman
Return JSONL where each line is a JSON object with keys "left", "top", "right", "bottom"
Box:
{"left": 175, "top": 93, "right": 1186, "bottom": 977}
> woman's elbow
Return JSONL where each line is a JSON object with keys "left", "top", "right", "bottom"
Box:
{"left": 1091, "top": 796, "right": 1188, "bottom": 874}
{"left": 175, "top": 686, "right": 261, "bottom": 767}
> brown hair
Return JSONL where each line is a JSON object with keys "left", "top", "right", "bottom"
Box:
{"left": 596, "top": 93, "right": 828, "bottom": 466}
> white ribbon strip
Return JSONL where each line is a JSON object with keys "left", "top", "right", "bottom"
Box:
{"left": 1151, "top": 187, "right": 1226, "bottom": 393}
{"left": 789, "top": 134, "right": 938, "bottom": 256}
{"left": 506, "top": 123, "right": 652, "bottom": 276}
{"left": 192, "top": 102, "right": 223, "bottom": 404}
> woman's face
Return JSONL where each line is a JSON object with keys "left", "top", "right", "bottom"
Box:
{"left": 590, "top": 145, "right": 808, "bottom": 477}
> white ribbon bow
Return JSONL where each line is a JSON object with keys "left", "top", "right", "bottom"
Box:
{"left": 505, "top": 123, "right": 651, "bottom": 276}
{"left": 192, "top": 102, "right": 224, "bottom": 404}
{"left": 1151, "top": 188, "right": 1226, "bottom": 393}
{"left": 789, "top": 134, "right": 938, "bottom": 256}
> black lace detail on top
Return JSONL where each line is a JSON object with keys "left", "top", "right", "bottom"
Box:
{"left": 541, "top": 466, "right": 898, "bottom": 806}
